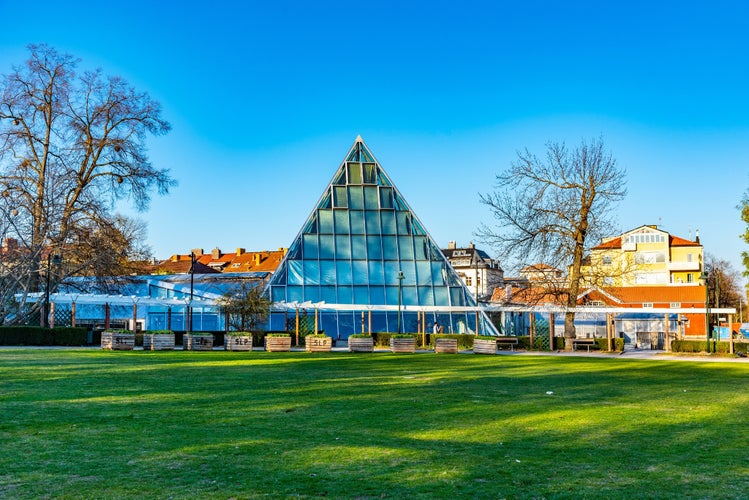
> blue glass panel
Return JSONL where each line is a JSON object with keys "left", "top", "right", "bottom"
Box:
{"left": 398, "top": 236, "right": 414, "bottom": 260}
{"left": 370, "top": 312, "right": 388, "bottom": 332}
{"left": 337, "top": 285, "right": 353, "bottom": 304}
{"left": 369, "top": 285, "right": 386, "bottom": 304}
{"left": 303, "top": 214, "right": 317, "bottom": 234}
{"left": 319, "top": 210, "right": 333, "bottom": 233}
{"left": 334, "top": 186, "right": 347, "bottom": 207}
{"left": 337, "top": 312, "right": 354, "bottom": 339}
{"left": 400, "top": 261, "right": 416, "bottom": 285}
{"left": 413, "top": 236, "right": 428, "bottom": 260}
{"left": 431, "top": 262, "right": 446, "bottom": 285}
{"left": 418, "top": 286, "right": 434, "bottom": 306}
{"left": 303, "top": 260, "right": 320, "bottom": 285}
{"left": 271, "top": 264, "right": 287, "bottom": 286}
{"left": 321, "top": 286, "right": 337, "bottom": 303}
{"left": 450, "top": 287, "right": 465, "bottom": 306}
{"left": 353, "top": 286, "right": 369, "bottom": 304}
{"left": 348, "top": 187, "right": 364, "bottom": 208}
{"left": 352, "top": 260, "right": 368, "bottom": 285}
{"left": 320, "top": 260, "right": 336, "bottom": 285}
{"left": 364, "top": 186, "right": 379, "bottom": 209}
{"left": 351, "top": 236, "right": 366, "bottom": 259}
{"left": 416, "top": 262, "right": 432, "bottom": 286}
{"left": 428, "top": 241, "right": 443, "bottom": 261}
{"left": 350, "top": 210, "right": 365, "bottom": 234}
{"left": 393, "top": 192, "right": 408, "bottom": 211}
{"left": 379, "top": 187, "right": 393, "bottom": 209}
{"left": 347, "top": 162, "right": 362, "bottom": 184}
{"left": 320, "top": 312, "right": 339, "bottom": 338}
{"left": 332, "top": 168, "right": 346, "bottom": 186}
{"left": 335, "top": 235, "right": 351, "bottom": 259}
{"left": 334, "top": 210, "right": 350, "bottom": 234}
{"left": 365, "top": 210, "right": 380, "bottom": 233}
{"left": 381, "top": 211, "right": 396, "bottom": 234}
{"left": 363, "top": 163, "right": 377, "bottom": 184}
{"left": 382, "top": 236, "right": 398, "bottom": 260}
{"left": 434, "top": 287, "right": 449, "bottom": 305}
{"left": 412, "top": 217, "right": 426, "bottom": 236}
{"left": 303, "top": 234, "right": 318, "bottom": 259}
{"left": 385, "top": 286, "right": 400, "bottom": 305}
{"left": 288, "top": 286, "right": 303, "bottom": 302}
{"left": 366, "top": 235, "right": 382, "bottom": 260}
{"left": 286, "top": 240, "right": 301, "bottom": 260}
{"left": 304, "top": 285, "right": 321, "bottom": 302}
{"left": 402, "top": 286, "right": 417, "bottom": 305}
{"left": 269, "top": 312, "right": 286, "bottom": 331}
{"left": 319, "top": 235, "right": 334, "bottom": 259}
{"left": 384, "top": 261, "right": 401, "bottom": 284}
{"left": 368, "top": 260, "right": 384, "bottom": 285}
{"left": 396, "top": 212, "right": 412, "bottom": 235}
{"left": 288, "top": 260, "right": 304, "bottom": 285}
{"left": 403, "top": 312, "right": 421, "bottom": 333}
{"left": 272, "top": 286, "right": 286, "bottom": 302}
{"left": 336, "top": 260, "right": 352, "bottom": 285}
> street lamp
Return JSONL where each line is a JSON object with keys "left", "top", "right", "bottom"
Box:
{"left": 44, "top": 253, "right": 62, "bottom": 328}
{"left": 700, "top": 271, "right": 709, "bottom": 353}
{"left": 397, "top": 271, "right": 404, "bottom": 334}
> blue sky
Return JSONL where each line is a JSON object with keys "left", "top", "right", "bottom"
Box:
{"left": 1, "top": 1, "right": 748, "bottom": 276}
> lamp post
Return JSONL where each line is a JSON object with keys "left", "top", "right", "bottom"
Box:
{"left": 397, "top": 271, "right": 404, "bottom": 334}
{"left": 700, "top": 271, "right": 709, "bottom": 353}
{"left": 187, "top": 252, "right": 195, "bottom": 333}
{"left": 44, "top": 253, "right": 61, "bottom": 328}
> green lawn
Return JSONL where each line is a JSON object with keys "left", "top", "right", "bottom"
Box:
{"left": 1, "top": 350, "right": 747, "bottom": 499}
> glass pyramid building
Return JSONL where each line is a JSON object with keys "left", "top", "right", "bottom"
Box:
{"left": 265, "top": 137, "right": 499, "bottom": 339}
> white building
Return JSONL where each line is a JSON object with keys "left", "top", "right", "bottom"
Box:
{"left": 442, "top": 241, "right": 504, "bottom": 301}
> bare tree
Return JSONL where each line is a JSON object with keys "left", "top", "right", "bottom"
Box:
{"left": 217, "top": 282, "right": 271, "bottom": 332}
{"left": 740, "top": 190, "right": 749, "bottom": 278}
{"left": 705, "top": 254, "right": 746, "bottom": 322}
{"left": 0, "top": 44, "right": 174, "bottom": 323}
{"left": 479, "top": 137, "right": 626, "bottom": 340}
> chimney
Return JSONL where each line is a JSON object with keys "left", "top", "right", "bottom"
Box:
{"left": 505, "top": 285, "right": 512, "bottom": 302}
{"left": 236, "top": 248, "right": 245, "bottom": 256}
{"left": 191, "top": 248, "right": 204, "bottom": 257}
{"left": 170, "top": 254, "right": 179, "bottom": 262}
{"left": 448, "top": 241, "right": 457, "bottom": 250}
{"left": 695, "top": 229, "right": 700, "bottom": 244}
{"left": 253, "top": 254, "right": 262, "bottom": 266}
{"left": 469, "top": 241, "right": 475, "bottom": 249}
{"left": 279, "top": 247, "right": 287, "bottom": 255}
{"left": 211, "top": 247, "right": 221, "bottom": 259}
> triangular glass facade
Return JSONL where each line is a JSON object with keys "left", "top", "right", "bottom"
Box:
{"left": 266, "top": 137, "right": 498, "bottom": 339}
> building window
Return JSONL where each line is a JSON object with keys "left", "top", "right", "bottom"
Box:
{"left": 643, "top": 303, "right": 654, "bottom": 308}
{"left": 603, "top": 277, "right": 613, "bottom": 285}
{"left": 465, "top": 276, "right": 472, "bottom": 286}
{"left": 602, "top": 255, "right": 612, "bottom": 265}
{"left": 670, "top": 302, "right": 681, "bottom": 308}
{"left": 687, "top": 273, "right": 693, "bottom": 283}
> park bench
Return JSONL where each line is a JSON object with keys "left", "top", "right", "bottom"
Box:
{"left": 497, "top": 337, "right": 519, "bottom": 351}
{"left": 572, "top": 338, "right": 597, "bottom": 352}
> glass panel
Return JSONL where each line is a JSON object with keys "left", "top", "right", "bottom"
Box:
{"left": 349, "top": 187, "right": 364, "bottom": 209}
{"left": 337, "top": 285, "right": 353, "bottom": 304}
{"left": 319, "top": 191, "right": 332, "bottom": 209}
{"left": 303, "top": 260, "right": 320, "bottom": 285}
{"left": 271, "top": 286, "right": 285, "bottom": 302}
{"left": 398, "top": 236, "right": 414, "bottom": 260}
{"left": 347, "top": 162, "right": 362, "bottom": 184}
{"left": 286, "top": 240, "right": 301, "bottom": 260}
{"left": 433, "top": 287, "right": 449, "bottom": 305}
{"left": 364, "top": 186, "right": 379, "bottom": 209}
{"left": 365, "top": 210, "right": 380, "bottom": 233}
{"left": 319, "top": 235, "right": 334, "bottom": 259}
{"left": 363, "top": 163, "right": 376, "bottom": 184}
{"left": 321, "top": 286, "right": 337, "bottom": 303}
{"left": 288, "top": 286, "right": 303, "bottom": 302}
{"left": 288, "top": 260, "right": 304, "bottom": 285}
{"left": 418, "top": 286, "right": 434, "bottom": 306}
{"left": 351, "top": 235, "right": 366, "bottom": 259}
{"left": 335, "top": 235, "right": 351, "bottom": 259}
{"left": 333, "top": 186, "right": 347, "bottom": 207}
{"left": 353, "top": 286, "right": 369, "bottom": 304}
{"left": 402, "top": 286, "right": 417, "bottom": 306}
{"left": 334, "top": 210, "right": 349, "bottom": 234}
{"left": 413, "top": 236, "right": 428, "bottom": 260}
{"left": 320, "top": 260, "right": 336, "bottom": 285}
{"left": 431, "top": 262, "right": 446, "bottom": 285}
{"left": 368, "top": 260, "right": 384, "bottom": 285}
{"left": 397, "top": 212, "right": 412, "bottom": 235}
{"left": 272, "top": 264, "right": 287, "bottom": 286}
{"left": 385, "top": 286, "right": 401, "bottom": 305}
{"left": 400, "top": 261, "right": 416, "bottom": 284}
{"left": 381, "top": 211, "right": 396, "bottom": 234}
{"left": 304, "top": 285, "right": 321, "bottom": 302}
{"left": 379, "top": 187, "right": 394, "bottom": 209}
{"left": 332, "top": 169, "right": 346, "bottom": 185}
{"left": 319, "top": 210, "right": 333, "bottom": 233}
{"left": 384, "top": 261, "right": 401, "bottom": 284}
{"left": 320, "top": 312, "right": 339, "bottom": 338}
{"left": 371, "top": 311, "right": 388, "bottom": 332}
{"left": 367, "top": 236, "right": 382, "bottom": 260}
{"left": 416, "top": 262, "right": 432, "bottom": 286}
{"left": 336, "top": 260, "right": 352, "bottom": 285}
{"left": 369, "top": 286, "right": 386, "bottom": 305}
{"left": 353, "top": 260, "right": 368, "bottom": 285}
{"left": 303, "top": 234, "right": 318, "bottom": 259}
{"left": 350, "top": 210, "right": 365, "bottom": 234}
{"left": 382, "top": 236, "right": 398, "bottom": 260}
{"left": 303, "top": 215, "right": 317, "bottom": 234}
{"left": 450, "top": 287, "right": 465, "bottom": 306}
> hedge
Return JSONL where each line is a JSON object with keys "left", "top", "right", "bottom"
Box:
{"left": 0, "top": 326, "right": 87, "bottom": 346}
{"left": 671, "top": 340, "right": 748, "bottom": 355}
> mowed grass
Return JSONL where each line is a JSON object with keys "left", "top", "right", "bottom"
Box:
{"left": 1, "top": 350, "right": 747, "bottom": 499}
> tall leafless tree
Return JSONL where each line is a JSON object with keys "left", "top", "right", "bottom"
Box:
{"left": 479, "top": 137, "right": 626, "bottom": 340}
{"left": 705, "top": 254, "right": 746, "bottom": 322}
{"left": 0, "top": 44, "right": 174, "bottom": 323}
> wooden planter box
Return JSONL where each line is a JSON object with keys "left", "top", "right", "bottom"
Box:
{"left": 265, "top": 336, "right": 292, "bottom": 352}
{"left": 434, "top": 338, "right": 458, "bottom": 354}
{"left": 390, "top": 337, "right": 416, "bottom": 353}
{"left": 348, "top": 336, "right": 374, "bottom": 353}
{"left": 101, "top": 332, "right": 135, "bottom": 350}
{"left": 184, "top": 334, "right": 214, "bottom": 351}
{"left": 225, "top": 334, "right": 254, "bottom": 351}
{"left": 143, "top": 333, "right": 175, "bottom": 351}
{"left": 305, "top": 335, "right": 332, "bottom": 352}
{"left": 473, "top": 338, "right": 497, "bottom": 355}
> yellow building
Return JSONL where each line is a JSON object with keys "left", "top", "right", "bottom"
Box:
{"left": 583, "top": 225, "right": 703, "bottom": 287}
